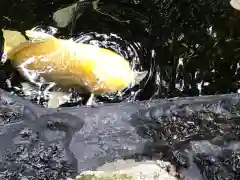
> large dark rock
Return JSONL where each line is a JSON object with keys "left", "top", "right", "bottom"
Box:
{"left": 0, "top": 89, "right": 151, "bottom": 179}
{"left": 0, "top": 89, "right": 240, "bottom": 179}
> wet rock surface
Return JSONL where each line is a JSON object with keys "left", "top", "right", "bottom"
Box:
{"left": 0, "top": 89, "right": 239, "bottom": 179}
{"left": 130, "top": 95, "right": 240, "bottom": 180}
{"left": 0, "top": 89, "right": 151, "bottom": 179}
{"left": 0, "top": 91, "right": 80, "bottom": 179}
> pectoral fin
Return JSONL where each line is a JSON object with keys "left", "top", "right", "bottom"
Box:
{"left": 86, "top": 93, "right": 95, "bottom": 106}
{"left": 132, "top": 70, "right": 148, "bottom": 86}
{"left": 25, "top": 30, "right": 57, "bottom": 43}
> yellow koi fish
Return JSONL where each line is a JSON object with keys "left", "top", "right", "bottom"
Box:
{"left": 3, "top": 29, "right": 148, "bottom": 105}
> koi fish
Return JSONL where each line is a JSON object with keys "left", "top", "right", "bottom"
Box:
{"left": 4, "top": 29, "right": 148, "bottom": 105}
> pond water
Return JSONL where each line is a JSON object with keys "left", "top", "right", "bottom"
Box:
{"left": 0, "top": 0, "right": 240, "bottom": 107}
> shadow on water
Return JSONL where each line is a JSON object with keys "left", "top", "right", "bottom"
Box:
{"left": 0, "top": 0, "right": 240, "bottom": 107}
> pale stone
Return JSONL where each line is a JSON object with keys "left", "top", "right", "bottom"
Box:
{"left": 230, "top": 0, "right": 240, "bottom": 11}
{"left": 76, "top": 160, "right": 178, "bottom": 180}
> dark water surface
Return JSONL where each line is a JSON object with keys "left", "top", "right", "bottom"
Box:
{"left": 0, "top": 0, "right": 240, "bottom": 107}
{"left": 0, "top": 1, "right": 240, "bottom": 180}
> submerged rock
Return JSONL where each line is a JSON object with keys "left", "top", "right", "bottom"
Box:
{"left": 52, "top": 2, "right": 86, "bottom": 28}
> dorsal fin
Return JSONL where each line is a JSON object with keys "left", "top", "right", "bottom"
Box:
{"left": 25, "top": 30, "right": 57, "bottom": 43}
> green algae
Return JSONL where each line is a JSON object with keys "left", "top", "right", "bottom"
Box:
{"left": 76, "top": 172, "right": 134, "bottom": 180}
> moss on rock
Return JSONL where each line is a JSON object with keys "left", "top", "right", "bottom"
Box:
{"left": 76, "top": 172, "right": 134, "bottom": 180}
